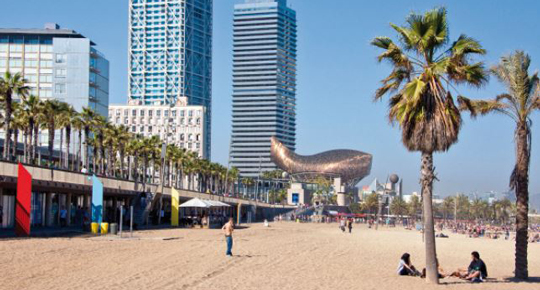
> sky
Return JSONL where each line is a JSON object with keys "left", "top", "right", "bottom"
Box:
{"left": 1, "top": 0, "right": 539, "bottom": 197}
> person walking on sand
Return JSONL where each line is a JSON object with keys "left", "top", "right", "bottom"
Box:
{"left": 347, "top": 218, "right": 353, "bottom": 234}
{"left": 222, "top": 217, "right": 234, "bottom": 256}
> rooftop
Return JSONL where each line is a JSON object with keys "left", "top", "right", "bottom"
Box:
{"left": 0, "top": 23, "right": 96, "bottom": 45}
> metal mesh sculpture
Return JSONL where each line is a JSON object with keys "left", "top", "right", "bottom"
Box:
{"left": 270, "top": 137, "right": 372, "bottom": 186}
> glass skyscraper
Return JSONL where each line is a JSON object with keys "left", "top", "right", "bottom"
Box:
{"left": 230, "top": 0, "right": 297, "bottom": 177}
{"left": 128, "top": 0, "right": 212, "bottom": 157}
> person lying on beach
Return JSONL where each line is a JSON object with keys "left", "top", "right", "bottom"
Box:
{"left": 450, "top": 251, "right": 488, "bottom": 282}
{"left": 397, "top": 253, "right": 421, "bottom": 276}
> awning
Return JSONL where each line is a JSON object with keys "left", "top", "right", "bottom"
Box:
{"left": 179, "top": 198, "right": 231, "bottom": 208}
{"left": 179, "top": 198, "right": 210, "bottom": 208}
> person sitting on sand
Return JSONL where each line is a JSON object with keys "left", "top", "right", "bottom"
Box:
{"left": 397, "top": 253, "right": 420, "bottom": 276}
{"left": 421, "top": 259, "right": 447, "bottom": 279}
{"left": 450, "top": 251, "right": 487, "bottom": 282}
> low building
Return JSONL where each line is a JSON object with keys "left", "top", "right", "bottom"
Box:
{"left": 108, "top": 97, "right": 207, "bottom": 158}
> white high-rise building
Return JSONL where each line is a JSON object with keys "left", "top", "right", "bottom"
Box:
{"left": 230, "top": 0, "right": 297, "bottom": 177}
{"left": 128, "top": 0, "right": 212, "bottom": 157}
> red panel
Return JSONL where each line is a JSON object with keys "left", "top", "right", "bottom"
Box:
{"left": 15, "top": 163, "right": 32, "bottom": 237}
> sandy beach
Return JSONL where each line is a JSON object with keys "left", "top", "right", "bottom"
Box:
{"left": 0, "top": 222, "right": 539, "bottom": 290}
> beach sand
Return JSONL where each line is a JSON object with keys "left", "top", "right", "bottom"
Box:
{"left": 0, "top": 222, "right": 538, "bottom": 290}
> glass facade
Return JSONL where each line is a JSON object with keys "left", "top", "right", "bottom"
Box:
{"left": 128, "top": 0, "right": 212, "bottom": 157}
{"left": 230, "top": 0, "right": 297, "bottom": 177}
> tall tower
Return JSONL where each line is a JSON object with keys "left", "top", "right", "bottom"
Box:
{"left": 128, "top": 0, "right": 212, "bottom": 157}
{"left": 230, "top": 0, "right": 297, "bottom": 177}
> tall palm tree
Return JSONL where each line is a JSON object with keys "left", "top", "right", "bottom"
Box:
{"left": 55, "top": 102, "right": 73, "bottom": 169}
{"left": 0, "top": 71, "right": 29, "bottom": 159}
{"left": 80, "top": 107, "right": 97, "bottom": 170}
{"left": 10, "top": 102, "right": 25, "bottom": 161}
{"left": 371, "top": 8, "right": 488, "bottom": 283}
{"left": 41, "top": 99, "right": 63, "bottom": 166}
{"left": 21, "top": 95, "right": 43, "bottom": 164}
{"left": 71, "top": 112, "right": 84, "bottom": 171}
{"left": 459, "top": 51, "right": 539, "bottom": 280}
{"left": 441, "top": 196, "right": 455, "bottom": 222}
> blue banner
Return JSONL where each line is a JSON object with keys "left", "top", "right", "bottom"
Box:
{"left": 91, "top": 175, "right": 104, "bottom": 224}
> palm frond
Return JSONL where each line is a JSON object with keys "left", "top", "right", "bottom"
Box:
{"left": 457, "top": 95, "right": 514, "bottom": 119}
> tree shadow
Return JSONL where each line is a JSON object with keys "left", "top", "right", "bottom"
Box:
{"left": 441, "top": 277, "right": 540, "bottom": 285}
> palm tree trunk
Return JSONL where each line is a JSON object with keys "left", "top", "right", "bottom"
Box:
{"left": 59, "top": 128, "right": 64, "bottom": 168}
{"left": 84, "top": 128, "right": 90, "bottom": 171}
{"left": 48, "top": 123, "right": 55, "bottom": 166}
{"left": 421, "top": 152, "right": 439, "bottom": 284}
{"left": 3, "top": 92, "right": 12, "bottom": 160}
{"left": 12, "top": 129, "right": 19, "bottom": 161}
{"left": 76, "top": 130, "right": 82, "bottom": 171}
{"left": 65, "top": 126, "right": 71, "bottom": 170}
{"left": 33, "top": 125, "right": 39, "bottom": 164}
{"left": 514, "top": 123, "right": 530, "bottom": 280}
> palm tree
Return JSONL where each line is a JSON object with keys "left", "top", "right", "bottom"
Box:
{"left": 21, "top": 95, "right": 43, "bottom": 164}
{"left": 80, "top": 107, "right": 97, "bottom": 170}
{"left": 41, "top": 99, "right": 64, "bottom": 166}
{"left": 455, "top": 194, "right": 470, "bottom": 220}
{"left": 0, "top": 71, "right": 29, "bottom": 159}
{"left": 442, "top": 196, "right": 455, "bottom": 222}
{"left": 371, "top": 7, "right": 488, "bottom": 284}
{"left": 71, "top": 113, "right": 84, "bottom": 171}
{"left": 390, "top": 197, "right": 408, "bottom": 218}
{"left": 459, "top": 51, "right": 539, "bottom": 279}
{"left": 56, "top": 102, "right": 75, "bottom": 169}
{"left": 10, "top": 103, "right": 25, "bottom": 161}
{"left": 408, "top": 195, "right": 422, "bottom": 221}
{"left": 363, "top": 192, "right": 379, "bottom": 214}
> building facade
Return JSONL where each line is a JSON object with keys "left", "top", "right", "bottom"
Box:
{"left": 128, "top": 0, "right": 212, "bottom": 157}
{"left": 230, "top": 0, "right": 297, "bottom": 177}
{"left": 109, "top": 97, "right": 207, "bottom": 158}
{"left": 0, "top": 23, "right": 109, "bottom": 116}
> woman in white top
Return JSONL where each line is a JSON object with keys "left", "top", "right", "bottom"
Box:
{"left": 397, "top": 253, "right": 420, "bottom": 276}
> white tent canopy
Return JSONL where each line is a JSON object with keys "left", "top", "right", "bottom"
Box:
{"left": 179, "top": 198, "right": 231, "bottom": 208}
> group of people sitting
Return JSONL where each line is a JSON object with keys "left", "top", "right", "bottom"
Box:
{"left": 397, "top": 251, "right": 488, "bottom": 283}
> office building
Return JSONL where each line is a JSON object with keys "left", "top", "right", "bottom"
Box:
{"left": 230, "top": 0, "right": 297, "bottom": 177}
{"left": 0, "top": 23, "right": 109, "bottom": 115}
{"left": 109, "top": 97, "right": 207, "bottom": 158}
{"left": 128, "top": 0, "right": 212, "bottom": 157}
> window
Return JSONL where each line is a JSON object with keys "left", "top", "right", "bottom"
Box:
{"left": 180, "top": 134, "right": 185, "bottom": 141}
{"left": 40, "top": 60, "right": 53, "bottom": 68}
{"left": 172, "top": 110, "right": 176, "bottom": 117}
{"left": 148, "top": 110, "right": 153, "bottom": 117}
{"left": 9, "top": 44, "right": 22, "bottom": 52}
{"left": 24, "top": 45, "right": 38, "bottom": 52}
{"left": 39, "top": 75, "right": 52, "bottom": 83}
{"left": 116, "top": 110, "right": 121, "bottom": 116}
{"left": 39, "top": 89, "right": 52, "bottom": 98}
{"left": 55, "top": 54, "right": 66, "bottom": 63}
{"left": 180, "top": 118, "right": 184, "bottom": 125}
{"left": 196, "top": 143, "right": 200, "bottom": 149}
{"left": 25, "top": 74, "right": 38, "bottom": 83}
{"left": 24, "top": 60, "right": 38, "bottom": 67}
{"left": 188, "top": 110, "right": 193, "bottom": 117}
{"left": 196, "top": 134, "right": 201, "bottom": 141}
{"left": 40, "top": 45, "right": 52, "bottom": 53}
{"left": 132, "top": 126, "right": 136, "bottom": 132}
{"left": 140, "top": 126, "right": 144, "bottom": 132}
{"left": 132, "top": 109, "right": 137, "bottom": 116}
{"left": 55, "top": 83, "right": 66, "bottom": 93}
{"left": 0, "top": 59, "right": 7, "bottom": 67}
{"left": 164, "top": 110, "right": 169, "bottom": 117}
{"left": 56, "top": 68, "right": 66, "bottom": 77}
{"left": 140, "top": 109, "right": 145, "bottom": 116}
{"left": 196, "top": 118, "right": 201, "bottom": 125}
{"left": 189, "top": 134, "right": 194, "bottom": 141}
{"left": 9, "top": 59, "right": 22, "bottom": 67}
{"left": 180, "top": 110, "right": 185, "bottom": 117}
{"left": 188, "top": 118, "right": 193, "bottom": 125}
{"left": 148, "top": 126, "right": 153, "bottom": 132}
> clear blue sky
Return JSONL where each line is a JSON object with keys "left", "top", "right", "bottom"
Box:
{"left": 2, "top": 0, "right": 539, "bottom": 197}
